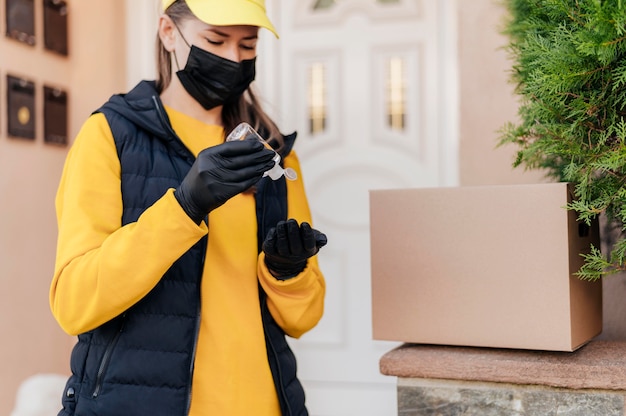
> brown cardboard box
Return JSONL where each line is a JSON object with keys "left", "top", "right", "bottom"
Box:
{"left": 370, "top": 183, "right": 602, "bottom": 351}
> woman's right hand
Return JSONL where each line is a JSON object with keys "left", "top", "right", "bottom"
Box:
{"left": 175, "top": 140, "right": 276, "bottom": 223}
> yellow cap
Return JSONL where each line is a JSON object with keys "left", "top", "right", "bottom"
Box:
{"left": 162, "top": 0, "right": 278, "bottom": 38}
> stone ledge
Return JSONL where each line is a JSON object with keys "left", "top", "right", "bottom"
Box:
{"left": 396, "top": 378, "right": 626, "bottom": 416}
{"left": 380, "top": 341, "right": 626, "bottom": 391}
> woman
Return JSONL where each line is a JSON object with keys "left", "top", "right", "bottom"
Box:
{"left": 49, "top": 1, "right": 327, "bottom": 415}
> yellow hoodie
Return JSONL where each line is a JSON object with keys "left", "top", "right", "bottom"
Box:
{"left": 50, "top": 106, "right": 326, "bottom": 415}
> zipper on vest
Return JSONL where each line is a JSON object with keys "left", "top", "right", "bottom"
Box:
{"left": 152, "top": 93, "right": 204, "bottom": 415}
{"left": 92, "top": 315, "right": 126, "bottom": 398}
{"left": 258, "top": 178, "right": 293, "bottom": 414}
{"left": 152, "top": 96, "right": 177, "bottom": 140}
{"left": 151, "top": 96, "right": 195, "bottom": 164}
{"left": 185, "top": 303, "right": 201, "bottom": 415}
{"left": 185, "top": 240, "right": 206, "bottom": 415}
{"left": 263, "top": 299, "right": 293, "bottom": 416}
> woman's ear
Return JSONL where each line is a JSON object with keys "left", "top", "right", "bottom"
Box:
{"left": 158, "top": 15, "right": 177, "bottom": 52}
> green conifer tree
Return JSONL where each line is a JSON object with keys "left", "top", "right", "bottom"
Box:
{"left": 500, "top": 0, "right": 626, "bottom": 279}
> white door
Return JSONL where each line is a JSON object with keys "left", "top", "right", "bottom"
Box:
{"left": 258, "top": 1, "right": 459, "bottom": 415}
{"left": 126, "top": 1, "right": 459, "bottom": 414}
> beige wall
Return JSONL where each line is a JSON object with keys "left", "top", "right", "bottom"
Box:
{"left": 0, "top": 1, "right": 126, "bottom": 414}
{"left": 457, "top": 0, "right": 544, "bottom": 186}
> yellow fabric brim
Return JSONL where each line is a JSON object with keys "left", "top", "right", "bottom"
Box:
{"left": 163, "top": 0, "right": 279, "bottom": 38}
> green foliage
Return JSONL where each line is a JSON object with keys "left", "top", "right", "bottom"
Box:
{"left": 500, "top": 0, "right": 626, "bottom": 279}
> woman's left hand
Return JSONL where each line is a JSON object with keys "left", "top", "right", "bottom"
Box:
{"left": 262, "top": 219, "right": 327, "bottom": 280}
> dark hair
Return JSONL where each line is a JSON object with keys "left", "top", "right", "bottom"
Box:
{"left": 157, "top": 0, "right": 284, "bottom": 149}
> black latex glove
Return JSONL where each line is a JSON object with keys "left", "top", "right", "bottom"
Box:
{"left": 175, "top": 140, "right": 276, "bottom": 223}
{"left": 263, "top": 219, "right": 328, "bottom": 280}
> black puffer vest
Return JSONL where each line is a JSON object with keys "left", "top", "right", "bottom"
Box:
{"left": 57, "top": 81, "right": 307, "bottom": 416}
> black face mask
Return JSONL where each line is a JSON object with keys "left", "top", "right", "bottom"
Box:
{"left": 176, "top": 45, "right": 256, "bottom": 110}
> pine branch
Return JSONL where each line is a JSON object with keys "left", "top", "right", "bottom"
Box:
{"left": 501, "top": 0, "right": 626, "bottom": 280}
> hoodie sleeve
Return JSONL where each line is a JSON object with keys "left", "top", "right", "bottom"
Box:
{"left": 50, "top": 113, "right": 208, "bottom": 335}
{"left": 257, "top": 150, "right": 326, "bottom": 339}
